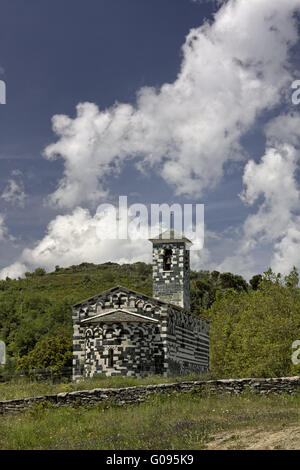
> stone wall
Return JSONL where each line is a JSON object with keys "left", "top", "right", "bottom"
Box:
{"left": 72, "top": 287, "right": 169, "bottom": 380}
{"left": 166, "top": 307, "right": 209, "bottom": 375}
{"left": 1, "top": 376, "right": 300, "bottom": 416}
{"left": 72, "top": 286, "right": 209, "bottom": 381}
{"left": 82, "top": 322, "right": 165, "bottom": 378}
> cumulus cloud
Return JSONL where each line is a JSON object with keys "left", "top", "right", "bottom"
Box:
{"left": 219, "top": 113, "right": 300, "bottom": 278}
{"left": 44, "top": 0, "right": 300, "bottom": 209}
{"left": 1, "top": 171, "right": 26, "bottom": 207}
{"left": 0, "top": 207, "right": 153, "bottom": 279}
{"left": 0, "top": 202, "right": 209, "bottom": 279}
{"left": 2, "top": 0, "right": 300, "bottom": 279}
{"left": 0, "top": 262, "right": 27, "bottom": 280}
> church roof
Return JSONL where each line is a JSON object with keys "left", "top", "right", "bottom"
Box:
{"left": 149, "top": 229, "right": 192, "bottom": 245}
{"left": 72, "top": 284, "right": 188, "bottom": 314}
{"left": 73, "top": 285, "right": 209, "bottom": 323}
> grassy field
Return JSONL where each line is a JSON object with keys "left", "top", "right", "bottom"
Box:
{"left": 0, "top": 390, "right": 300, "bottom": 450}
{"left": 0, "top": 374, "right": 213, "bottom": 401}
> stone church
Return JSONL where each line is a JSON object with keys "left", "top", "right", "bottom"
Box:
{"left": 72, "top": 230, "right": 209, "bottom": 380}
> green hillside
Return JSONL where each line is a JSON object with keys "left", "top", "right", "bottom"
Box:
{"left": 0, "top": 262, "right": 248, "bottom": 374}
{"left": 1, "top": 262, "right": 300, "bottom": 379}
{"left": 0, "top": 261, "right": 153, "bottom": 372}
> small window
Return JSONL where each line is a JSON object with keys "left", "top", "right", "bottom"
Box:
{"left": 108, "top": 349, "right": 114, "bottom": 368}
{"left": 163, "top": 249, "right": 172, "bottom": 271}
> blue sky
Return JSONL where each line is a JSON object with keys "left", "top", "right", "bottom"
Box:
{"left": 0, "top": 0, "right": 300, "bottom": 280}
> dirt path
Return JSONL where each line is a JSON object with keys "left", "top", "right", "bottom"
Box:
{"left": 206, "top": 424, "right": 300, "bottom": 450}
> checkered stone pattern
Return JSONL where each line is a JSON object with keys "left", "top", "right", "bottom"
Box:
{"left": 82, "top": 322, "right": 164, "bottom": 378}
{"left": 166, "top": 307, "right": 209, "bottom": 375}
{"left": 72, "top": 232, "right": 210, "bottom": 380}
{"left": 152, "top": 242, "right": 190, "bottom": 311}
{"left": 72, "top": 286, "right": 209, "bottom": 381}
{"left": 72, "top": 287, "right": 169, "bottom": 381}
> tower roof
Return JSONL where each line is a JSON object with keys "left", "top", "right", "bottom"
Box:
{"left": 149, "top": 229, "right": 192, "bottom": 245}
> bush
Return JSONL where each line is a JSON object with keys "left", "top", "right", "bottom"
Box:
{"left": 209, "top": 268, "right": 300, "bottom": 378}
{"left": 17, "top": 333, "right": 72, "bottom": 370}
{"left": 33, "top": 268, "right": 46, "bottom": 277}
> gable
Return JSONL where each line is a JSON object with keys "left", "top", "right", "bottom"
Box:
{"left": 72, "top": 284, "right": 186, "bottom": 313}
{"left": 73, "top": 285, "right": 166, "bottom": 309}
{"left": 80, "top": 308, "right": 159, "bottom": 324}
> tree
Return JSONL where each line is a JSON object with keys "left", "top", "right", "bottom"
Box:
{"left": 208, "top": 268, "right": 300, "bottom": 378}
{"left": 33, "top": 267, "right": 46, "bottom": 277}
{"left": 285, "top": 266, "right": 299, "bottom": 289}
{"left": 17, "top": 332, "right": 72, "bottom": 370}
{"left": 249, "top": 274, "right": 263, "bottom": 290}
{"left": 219, "top": 272, "right": 248, "bottom": 292}
{"left": 190, "top": 270, "right": 249, "bottom": 315}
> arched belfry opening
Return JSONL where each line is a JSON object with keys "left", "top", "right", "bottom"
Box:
{"left": 163, "top": 248, "right": 172, "bottom": 271}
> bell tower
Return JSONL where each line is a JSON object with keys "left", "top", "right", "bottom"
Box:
{"left": 149, "top": 229, "right": 192, "bottom": 311}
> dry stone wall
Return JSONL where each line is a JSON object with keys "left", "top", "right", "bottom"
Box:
{"left": 1, "top": 376, "right": 300, "bottom": 416}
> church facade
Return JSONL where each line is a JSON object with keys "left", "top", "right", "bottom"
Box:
{"left": 72, "top": 231, "right": 209, "bottom": 380}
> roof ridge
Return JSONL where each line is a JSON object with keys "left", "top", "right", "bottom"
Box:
{"left": 72, "top": 284, "right": 187, "bottom": 313}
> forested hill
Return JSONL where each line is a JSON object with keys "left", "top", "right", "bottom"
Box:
{"left": 0, "top": 262, "right": 250, "bottom": 372}
{"left": 1, "top": 263, "right": 300, "bottom": 378}
{"left": 0, "top": 262, "right": 152, "bottom": 371}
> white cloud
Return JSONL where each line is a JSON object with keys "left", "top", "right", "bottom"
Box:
{"left": 0, "top": 262, "right": 27, "bottom": 280}
{"left": 191, "top": 246, "right": 212, "bottom": 271}
{"left": 0, "top": 207, "right": 153, "bottom": 279}
{"left": 44, "top": 0, "right": 300, "bottom": 209}
{"left": 1, "top": 172, "right": 26, "bottom": 207}
{"left": 0, "top": 203, "right": 210, "bottom": 279}
{"left": 219, "top": 113, "right": 300, "bottom": 278}
{"left": 2, "top": 0, "right": 300, "bottom": 279}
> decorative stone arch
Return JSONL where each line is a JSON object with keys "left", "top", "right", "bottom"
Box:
{"left": 93, "top": 326, "right": 103, "bottom": 338}
{"left": 136, "top": 300, "right": 145, "bottom": 309}
{"left": 143, "top": 303, "right": 153, "bottom": 312}
{"left": 103, "top": 327, "right": 115, "bottom": 340}
{"left": 85, "top": 328, "right": 94, "bottom": 339}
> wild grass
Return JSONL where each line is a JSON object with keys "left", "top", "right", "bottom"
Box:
{"left": 0, "top": 373, "right": 213, "bottom": 401}
{"left": 0, "top": 391, "right": 300, "bottom": 450}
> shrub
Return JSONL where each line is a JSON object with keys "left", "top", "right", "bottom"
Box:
{"left": 17, "top": 333, "right": 72, "bottom": 370}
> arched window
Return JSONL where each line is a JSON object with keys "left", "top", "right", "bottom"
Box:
{"left": 163, "top": 248, "right": 172, "bottom": 271}
{"left": 108, "top": 348, "right": 114, "bottom": 368}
